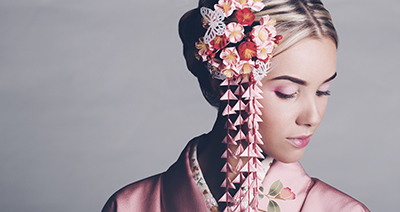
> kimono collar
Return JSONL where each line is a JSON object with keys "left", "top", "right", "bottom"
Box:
{"left": 189, "top": 138, "right": 274, "bottom": 212}
{"left": 160, "top": 135, "right": 313, "bottom": 212}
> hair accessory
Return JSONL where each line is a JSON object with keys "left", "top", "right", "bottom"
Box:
{"left": 207, "top": 63, "right": 227, "bottom": 80}
{"left": 200, "top": 7, "right": 226, "bottom": 44}
{"left": 195, "top": 1, "right": 282, "bottom": 212}
{"left": 253, "top": 60, "right": 278, "bottom": 82}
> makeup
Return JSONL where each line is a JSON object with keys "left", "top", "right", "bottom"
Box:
{"left": 286, "top": 135, "right": 312, "bottom": 148}
{"left": 274, "top": 85, "right": 297, "bottom": 95}
{"left": 273, "top": 85, "right": 298, "bottom": 99}
{"left": 318, "top": 81, "right": 331, "bottom": 92}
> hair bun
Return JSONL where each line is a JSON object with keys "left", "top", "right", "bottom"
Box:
{"left": 179, "top": 8, "right": 209, "bottom": 79}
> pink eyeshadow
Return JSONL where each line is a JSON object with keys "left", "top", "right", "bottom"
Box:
{"left": 319, "top": 82, "right": 331, "bottom": 91}
{"left": 273, "top": 86, "right": 297, "bottom": 95}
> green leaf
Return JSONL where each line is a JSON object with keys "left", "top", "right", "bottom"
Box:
{"left": 259, "top": 186, "right": 264, "bottom": 192}
{"left": 268, "top": 180, "right": 283, "bottom": 197}
{"left": 267, "top": 200, "right": 281, "bottom": 212}
{"left": 258, "top": 194, "right": 264, "bottom": 200}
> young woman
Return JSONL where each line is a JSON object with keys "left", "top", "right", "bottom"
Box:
{"left": 102, "top": 0, "right": 370, "bottom": 211}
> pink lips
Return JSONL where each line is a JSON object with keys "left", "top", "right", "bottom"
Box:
{"left": 286, "top": 135, "right": 312, "bottom": 148}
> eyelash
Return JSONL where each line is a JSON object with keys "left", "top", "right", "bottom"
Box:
{"left": 316, "top": 90, "right": 331, "bottom": 96}
{"left": 275, "top": 91, "right": 296, "bottom": 99}
{"left": 275, "top": 90, "right": 331, "bottom": 99}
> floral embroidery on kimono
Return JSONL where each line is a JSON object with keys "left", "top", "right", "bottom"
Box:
{"left": 190, "top": 139, "right": 296, "bottom": 212}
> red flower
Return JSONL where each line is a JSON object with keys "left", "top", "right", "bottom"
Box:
{"left": 210, "top": 34, "right": 228, "bottom": 49}
{"left": 235, "top": 8, "right": 255, "bottom": 26}
{"left": 238, "top": 41, "right": 257, "bottom": 60}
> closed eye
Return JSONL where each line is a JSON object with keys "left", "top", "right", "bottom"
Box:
{"left": 316, "top": 90, "right": 331, "bottom": 96}
{"left": 275, "top": 91, "right": 296, "bottom": 99}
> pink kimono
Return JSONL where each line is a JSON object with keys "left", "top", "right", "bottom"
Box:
{"left": 102, "top": 139, "right": 369, "bottom": 212}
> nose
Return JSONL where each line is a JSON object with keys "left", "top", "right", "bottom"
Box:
{"left": 295, "top": 98, "right": 323, "bottom": 127}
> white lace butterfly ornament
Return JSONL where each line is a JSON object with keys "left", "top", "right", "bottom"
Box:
{"left": 253, "top": 60, "right": 279, "bottom": 82}
{"left": 200, "top": 7, "right": 226, "bottom": 44}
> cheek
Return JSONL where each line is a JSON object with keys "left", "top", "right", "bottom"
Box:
{"left": 258, "top": 92, "right": 296, "bottom": 134}
{"left": 257, "top": 97, "right": 294, "bottom": 159}
{"left": 261, "top": 100, "right": 290, "bottom": 126}
{"left": 260, "top": 91, "right": 298, "bottom": 122}
{"left": 317, "top": 98, "right": 329, "bottom": 119}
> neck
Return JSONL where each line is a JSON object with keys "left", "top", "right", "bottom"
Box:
{"left": 196, "top": 108, "right": 245, "bottom": 203}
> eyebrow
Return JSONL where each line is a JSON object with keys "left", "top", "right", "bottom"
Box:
{"left": 323, "top": 72, "right": 337, "bottom": 83}
{"left": 271, "top": 72, "right": 337, "bottom": 85}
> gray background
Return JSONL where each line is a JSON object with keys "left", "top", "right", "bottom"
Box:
{"left": 0, "top": 0, "right": 399, "bottom": 211}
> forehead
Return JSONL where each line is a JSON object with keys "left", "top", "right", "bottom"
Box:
{"left": 267, "top": 38, "right": 337, "bottom": 84}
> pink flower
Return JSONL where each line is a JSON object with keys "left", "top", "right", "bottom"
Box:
{"left": 250, "top": 0, "right": 265, "bottom": 11}
{"left": 251, "top": 24, "right": 276, "bottom": 46}
{"left": 260, "top": 15, "right": 275, "bottom": 26}
{"left": 237, "top": 60, "right": 255, "bottom": 75}
{"left": 220, "top": 47, "right": 240, "bottom": 66}
{"left": 225, "top": 22, "right": 244, "bottom": 43}
{"left": 251, "top": 15, "right": 277, "bottom": 47}
{"left": 221, "top": 66, "right": 239, "bottom": 79}
{"left": 233, "top": 0, "right": 253, "bottom": 10}
{"left": 235, "top": 8, "right": 255, "bottom": 26}
{"left": 215, "top": 0, "right": 236, "bottom": 17}
{"left": 257, "top": 41, "right": 274, "bottom": 61}
{"left": 279, "top": 187, "right": 296, "bottom": 200}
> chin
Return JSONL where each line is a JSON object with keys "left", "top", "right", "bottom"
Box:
{"left": 269, "top": 149, "right": 306, "bottom": 164}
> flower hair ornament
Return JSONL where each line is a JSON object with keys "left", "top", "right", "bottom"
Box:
{"left": 194, "top": 1, "right": 283, "bottom": 212}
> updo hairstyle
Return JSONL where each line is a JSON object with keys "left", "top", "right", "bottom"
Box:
{"left": 179, "top": 0, "right": 338, "bottom": 108}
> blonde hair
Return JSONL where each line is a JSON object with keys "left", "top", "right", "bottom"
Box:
{"left": 179, "top": 0, "right": 338, "bottom": 108}
{"left": 259, "top": 0, "right": 338, "bottom": 56}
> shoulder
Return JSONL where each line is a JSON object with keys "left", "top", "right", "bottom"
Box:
{"left": 100, "top": 136, "right": 205, "bottom": 212}
{"left": 101, "top": 173, "right": 164, "bottom": 212}
{"left": 301, "top": 178, "right": 370, "bottom": 212}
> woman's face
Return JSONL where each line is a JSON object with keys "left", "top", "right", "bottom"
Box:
{"left": 259, "top": 37, "right": 337, "bottom": 163}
